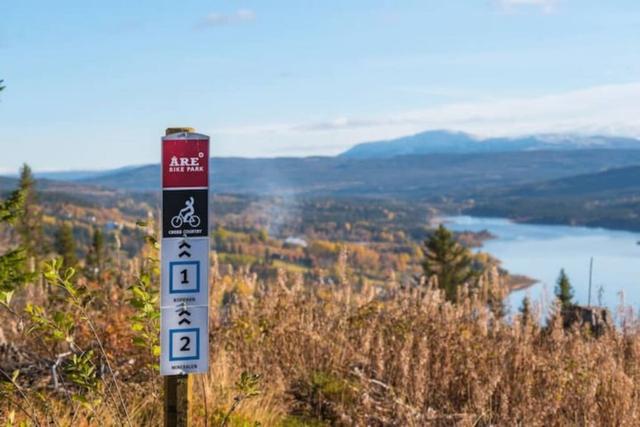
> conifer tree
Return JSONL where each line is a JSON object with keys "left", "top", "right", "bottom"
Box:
{"left": 86, "top": 227, "right": 105, "bottom": 276}
{"left": 55, "top": 222, "right": 78, "bottom": 271}
{"left": 0, "top": 182, "right": 32, "bottom": 292}
{"left": 0, "top": 85, "right": 33, "bottom": 293}
{"left": 422, "top": 224, "right": 476, "bottom": 302}
{"left": 555, "top": 269, "right": 574, "bottom": 309}
{"left": 16, "top": 164, "right": 45, "bottom": 260}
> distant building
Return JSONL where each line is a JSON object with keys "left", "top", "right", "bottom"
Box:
{"left": 284, "top": 236, "right": 308, "bottom": 248}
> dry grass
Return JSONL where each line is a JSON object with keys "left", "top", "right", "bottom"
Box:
{"left": 2, "top": 259, "right": 640, "bottom": 426}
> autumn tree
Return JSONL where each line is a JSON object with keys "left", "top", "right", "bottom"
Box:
{"left": 422, "top": 224, "right": 476, "bottom": 302}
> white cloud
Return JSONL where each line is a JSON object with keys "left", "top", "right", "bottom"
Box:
{"left": 212, "top": 82, "right": 640, "bottom": 156}
{"left": 197, "top": 9, "right": 256, "bottom": 28}
{"left": 308, "top": 82, "right": 640, "bottom": 137}
{"left": 496, "top": 0, "right": 559, "bottom": 13}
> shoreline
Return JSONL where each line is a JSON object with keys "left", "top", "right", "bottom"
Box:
{"left": 505, "top": 274, "right": 537, "bottom": 293}
{"left": 461, "top": 211, "right": 640, "bottom": 236}
{"left": 436, "top": 215, "right": 539, "bottom": 294}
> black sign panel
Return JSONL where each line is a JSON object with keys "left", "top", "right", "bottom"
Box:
{"left": 163, "top": 189, "right": 209, "bottom": 238}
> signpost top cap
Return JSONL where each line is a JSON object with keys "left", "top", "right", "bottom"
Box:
{"left": 166, "top": 127, "right": 195, "bottom": 136}
{"left": 163, "top": 127, "right": 209, "bottom": 141}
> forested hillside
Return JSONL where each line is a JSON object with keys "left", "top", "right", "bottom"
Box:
{"left": 468, "top": 165, "right": 640, "bottom": 230}
{"left": 17, "top": 148, "right": 640, "bottom": 232}
{"left": 60, "top": 150, "right": 640, "bottom": 199}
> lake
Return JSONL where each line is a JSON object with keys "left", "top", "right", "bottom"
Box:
{"left": 445, "top": 216, "right": 640, "bottom": 317}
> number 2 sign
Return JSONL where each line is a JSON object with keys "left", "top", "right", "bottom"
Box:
{"left": 161, "top": 306, "right": 209, "bottom": 372}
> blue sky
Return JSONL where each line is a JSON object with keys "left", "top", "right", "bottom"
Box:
{"left": 1, "top": 0, "right": 640, "bottom": 172}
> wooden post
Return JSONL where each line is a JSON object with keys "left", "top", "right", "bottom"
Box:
{"left": 588, "top": 256, "right": 594, "bottom": 307}
{"left": 164, "top": 375, "right": 192, "bottom": 427}
{"left": 164, "top": 127, "right": 195, "bottom": 427}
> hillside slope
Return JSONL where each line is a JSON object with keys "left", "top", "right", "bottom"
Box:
{"left": 468, "top": 165, "right": 640, "bottom": 230}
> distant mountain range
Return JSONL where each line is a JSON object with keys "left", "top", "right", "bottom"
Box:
{"left": 4, "top": 129, "right": 640, "bottom": 231}
{"left": 26, "top": 150, "right": 640, "bottom": 199}
{"left": 340, "top": 130, "right": 640, "bottom": 158}
{"left": 59, "top": 129, "right": 640, "bottom": 196}
{"left": 10, "top": 129, "right": 638, "bottom": 185}
{"left": 2, "top": 129, "right": 640, "bottom": 198}
{"left": 29, "top": 165, "right": 144, "bottom": 182}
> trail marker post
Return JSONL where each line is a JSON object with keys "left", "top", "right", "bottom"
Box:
{"left": 161, "top": 127, "right": 210, "bottom": 427}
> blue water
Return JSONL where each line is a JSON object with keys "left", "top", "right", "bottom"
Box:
{"left": 445, "top": 216, "right": 640, "bottom": 316}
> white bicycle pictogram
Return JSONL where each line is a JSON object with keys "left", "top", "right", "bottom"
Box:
{"left": 171, "top": 197, "right": 201, "bottom": 228}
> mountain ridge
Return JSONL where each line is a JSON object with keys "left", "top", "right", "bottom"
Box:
{"left": 66, "top": 150, "right": 640, "bottom": 198}
{"left": 9, "top": 130, "right": 640, "bottom": 181}
{"left": 340, "top": 130, "right": 640, "bottom": 158}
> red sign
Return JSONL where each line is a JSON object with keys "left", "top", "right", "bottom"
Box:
{"left": 162, "top": 138, "right": 209, "bottom": 188}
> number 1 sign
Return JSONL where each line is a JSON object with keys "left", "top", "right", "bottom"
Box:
{"left": 160, "top": 131, "right": 210, "bottom": 376}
